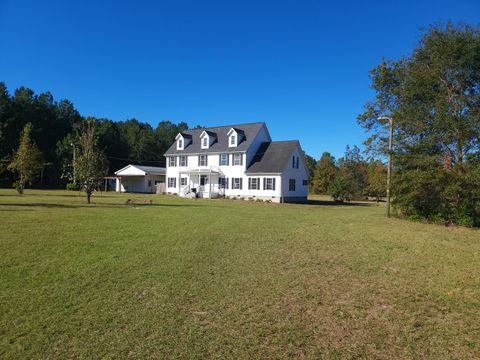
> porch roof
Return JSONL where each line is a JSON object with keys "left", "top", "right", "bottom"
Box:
{"left": 179, "top": 168, "right": 220, "bottom": 175}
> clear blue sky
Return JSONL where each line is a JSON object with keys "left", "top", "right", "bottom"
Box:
{"left": 1, "top": 0, "right": 478, "bottom": 159}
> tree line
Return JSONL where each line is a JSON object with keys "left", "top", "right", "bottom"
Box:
{"left": 308, "top": 146, "right": 387, "bottom": 202}
{"left": 0, "top": 83, "right": 189, "bottom": 187}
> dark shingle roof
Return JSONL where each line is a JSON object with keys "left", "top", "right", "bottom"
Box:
{"left": 245, "top": 141, "right": 299, "bottom": 174}
{"left": 131, "top": 165, "right": 166, "bottom": 175}
{"left": 165, "top": 122, "right": 266, "bottom": 155}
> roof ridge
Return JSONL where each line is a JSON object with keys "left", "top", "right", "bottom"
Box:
{"left": 184, "top": 121, "right": 265, "bottom": 133}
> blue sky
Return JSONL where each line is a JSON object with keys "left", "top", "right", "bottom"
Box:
{"left": 1, "top": 0, "right": 478, "bottom": 159}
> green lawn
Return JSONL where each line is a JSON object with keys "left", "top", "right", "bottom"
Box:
{"left": 1, "top": 190, "right": 479, "bottom": 359}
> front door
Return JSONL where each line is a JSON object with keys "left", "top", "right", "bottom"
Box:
{"left": 200, "top": 175, "right": 208, "bottom": 186}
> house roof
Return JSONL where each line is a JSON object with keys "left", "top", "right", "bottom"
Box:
{"left": 115, "top": 164, "right": 166, "bottom": 176}
{"left": 245, "top": 141, "right": 299, "bottom": 174}
{"left": 165, "top": 122, "right": 266, "bottom": 155}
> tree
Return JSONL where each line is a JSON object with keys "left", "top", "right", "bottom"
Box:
{"left": 312, "top": 152, "right": 337, "bottom": 194}
{"left": 365, "top": 160, "right": 387, "bottom": 202}
{"left": 358, "top": 23, "right": 480, "bottom": 226}
{"left": 7, "top": 123, "right": 44, "bottom": 194}
{"left": 74, "top": 119, "right": 107, "bottom": 204}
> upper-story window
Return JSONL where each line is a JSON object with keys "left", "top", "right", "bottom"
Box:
{"left": 292, "top": 156, "right": 299, "bottom": 169}
{"left": 230, "top": 135, "right": 236, "bottom": 146}
{"left": 179, "top": 155, "right": 187, "bottom": 167}
{"left": 198, "top": 155, "right": 208, "bottom": 167}
{"left": 178, "top": 139, "right": 183, "bottom": 148}
{"left": 202, "top": 137, "right": 208, "bottom": 148}
{"left": 289, "top": 178, "right": 296, "bottom": 191}
{"left": 233, "top": 153, "right": 243, "bottom": 166}
{"left": 220, "top": 153, "right": 229, "bottom": 166}
{"left": 169, "top": 156, "right": 176, "bottom": 167}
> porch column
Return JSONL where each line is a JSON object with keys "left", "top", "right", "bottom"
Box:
{"left": 208, "top": 172, "right": 211, "bottom": 199}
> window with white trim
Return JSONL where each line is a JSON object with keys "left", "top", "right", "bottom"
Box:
{"left": 248, "top": 177, "right": 260, "bottom": 190}
{"left": 219, "top": 177, "right": 228, "bottom": 189}
{"left": 180, "top": 177, "right": 187, "bottom": 186}
{"left": 168, "top": 177, "right": 176, "bottom": 188}
{"left": 169, "top": 156, "right": 176, "bottom": 167}
{"left": 219, "top": 153, "right": 229, "bottom": 166}
{"left": 264, "top": 177, "right": 275, "bottom": 190}
{"left": 198, "top": 155, "right": 208, "bottom": 166}
{"left": 230, "top": 135, "right": 236, "bottom": 146}
{"left": 202, "top": 137, "right": 208, "bottom": 148}
{"left": 148, "top": 180, "right": 152, "bottom": 187}
{"left": 177, "top": 139, "right": 183, "bottom": 149}
{"left": 232, "top": 177, "right": 242, "bottom": 190}
{"left": 179, "top": 155, "right": 187, "bottom": 167}
{"left": 233, "top": 153, "right": 242, "bottom": 166}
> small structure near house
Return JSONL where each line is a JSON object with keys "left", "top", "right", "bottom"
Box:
{"left": 114, "top": 164, "right": 166, "bottom": 193}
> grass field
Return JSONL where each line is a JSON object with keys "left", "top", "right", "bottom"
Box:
{"left": 1, "top": 189, "right": 479, "bottom": 359}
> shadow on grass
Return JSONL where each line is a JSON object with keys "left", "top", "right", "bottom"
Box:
{"left": 303, "top": 199, "right": 376, "bottom": 207}
{"left": 0, "top": 203, "right": 211, "bottom": 209}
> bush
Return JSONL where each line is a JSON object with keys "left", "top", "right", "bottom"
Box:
{"left": 66, "top": 182, "right": 79, "bottom": 191}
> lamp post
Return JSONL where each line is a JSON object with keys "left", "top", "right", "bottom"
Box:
{"left": 378, "top": 116, "right": 393, "bottom": 218}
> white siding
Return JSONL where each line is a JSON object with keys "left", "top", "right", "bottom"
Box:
{"left": 280, "top": 146, "right": 309, "bottom": 201}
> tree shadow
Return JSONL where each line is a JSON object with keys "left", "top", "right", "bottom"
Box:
{"left": 303, "top": 199, "right": 376, "bottom": 207}
{"left": 0, "top": 202, "right": 213, "bottom": 210}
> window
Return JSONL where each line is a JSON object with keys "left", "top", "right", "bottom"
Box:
{"left": 248, "top": 177, "right": 260, "bottom": 190}
{"left": 233, "top": 153, "right": 242, "bottom": 166}
{"left": 232, "top": 177, "right": 242, "bottom": 190}
{"left": 168, "top": 177, "right": 176, "bottom": 188}
{"left": 264, "top": 177, "right": 276, "bottom": 190}
{"left": 219, "top": 177, "right": 229, "bottom": 189}
{"left": 177, "top": 139, "right": 183, "bottom": 149}
{"left": 230, "top": 135, "right": 236, "bottom": 146}
{"left": 219, "top": 153, "right": 229, "bottom": 166}
{"left": 169, "top": 156, "right": 176, "bottom": 167}
{"left": 202, "top": 137, "right": 208, "bottom": 148}
{"left": 200, "top": 175, "right": 208, "bottom": 186}
{"left": 180, "top": 177, "right": 187, "bottom": 186}
{"left": 289, "top": 179, "right": 296, "bottom": 191}
{"left": 148, "top": 180, "right": 152, "bottom": 187}
{"left": 198, "top": 155, "right": 208, "bottom": 167}
{"left": 292, "top": 156, "right": 299, "bottom": 168}
{"left": 179, "top": 155, "right": 187, "bottom": 167}
{"left": 302, "top": 179, "right": 308, "bottom": 186}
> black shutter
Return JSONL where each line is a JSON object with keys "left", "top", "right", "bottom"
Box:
{"left": 227, "top": 154, "right": 229, "bottom": 166}
{"left": 273, "top": 178, "right": 276, "bottom": 190}
{"left": 231, "top": 178, "right": 234, "bottom": 189}
{"left": 292, "top": 156, "right": 295, "bottom": 168}
{"left": 205, "top": 155, "right": 208, "bottom": 166}
{"left": 219, "top": 154, "right": 222, "bottom": 165}
{"left": 240, "top": 178, "right": 243, "bottom": 190}
{"left": 248, "top": 178, "right": 251, "bottom": 190}
{"left": 257, "top": 178, "right": 260, "bottom": 189}
{"left": 231, "top": 154, "right": 234, "bottom": 165}
{"left": 240, "top": 154, "right": 243, "bottom": 166}
{"left": 263, "top": 178, "right": 266, "bottom": 190}
{"left": 226, "top": 177, "right": 229, "bottom": 189}
{"left": 198, "top": 155, "right": 201, "bottom": 166}
{"left": 174, "top": 178, "right": 177, "bottom": 188}
{"left": 185, "top": 156, "right": 188, "bottom": 166}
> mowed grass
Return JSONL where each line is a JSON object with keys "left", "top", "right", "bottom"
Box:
{"left": 0, "top": 190, "right": 479, "bottom": 359}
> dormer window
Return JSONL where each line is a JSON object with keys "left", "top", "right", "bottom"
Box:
{"left": 227, "top": 127, "right": 243, "bottom": 147}
{"left": 200, "top": 130, "right": 216, "bottom": 149}
{"left": 175, "top": 132, "right": 191, "bottom": 150}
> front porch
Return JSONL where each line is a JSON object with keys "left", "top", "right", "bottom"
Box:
{"left": 178, "top": 168, "right": 224, "bottom": 199}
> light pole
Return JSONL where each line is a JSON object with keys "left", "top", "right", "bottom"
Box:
{"left": 378, "top": 116, "right": 393, "bottom": 218}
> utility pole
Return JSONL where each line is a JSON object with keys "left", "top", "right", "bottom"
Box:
{"left": 378, "top": 116, "right": 394, "bottom": 218}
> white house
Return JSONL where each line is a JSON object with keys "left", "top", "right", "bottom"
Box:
{"left": 115, "top": 164, "right": 166, "bottom": 193}
{"left": 164, "top": 122, "right": 309, "bottom": 202}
